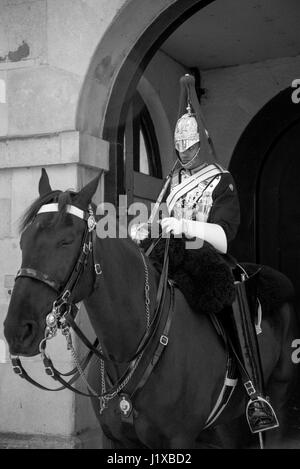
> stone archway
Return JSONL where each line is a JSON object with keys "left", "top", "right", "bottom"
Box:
{"left": 75, "top": 0, "right": 216, "bottom": 203}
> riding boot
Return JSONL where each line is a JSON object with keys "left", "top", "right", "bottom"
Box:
{"left": 229, "top": 271, "right": 279, "bottom": 434}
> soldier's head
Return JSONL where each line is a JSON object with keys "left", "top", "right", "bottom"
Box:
{"left": 174, "top": 105, "right": 201, "bottom": 168}
{"left": 174, "top": 74, "right": 217, "bottom": 169}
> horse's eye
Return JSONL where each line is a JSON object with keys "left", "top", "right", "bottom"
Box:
{"left": 57, "top": 239, "right": 74, "bottom": 247}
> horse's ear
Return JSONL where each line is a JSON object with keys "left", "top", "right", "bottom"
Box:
{"left": 75, "top": 173, "right": 101, "bottom": 207}
{"left": 39, "top": 168, "right": 52, "bottom": 196}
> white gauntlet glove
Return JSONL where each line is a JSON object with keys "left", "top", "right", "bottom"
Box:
{"left": 130, "top": 222, "right": 149, "bottom": 243}
{"left": 161, "top": 217, "right": 227, "bottom": 253}
{"left": 183, "top": 219, "right": 227, "bottom": 253}
{"left": 160, "top": 217, "right": 184, "bottom": 236}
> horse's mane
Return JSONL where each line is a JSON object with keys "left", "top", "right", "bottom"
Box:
{"left": 19, "top": 190, "right": 76, "bottom": 233}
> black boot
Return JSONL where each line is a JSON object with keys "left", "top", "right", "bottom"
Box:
{"left": 230, "top": 271, "right": 279, "bottom": 434}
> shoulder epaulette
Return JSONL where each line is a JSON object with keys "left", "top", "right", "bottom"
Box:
{"left": 213, "top": 163, "right": 229, "bottom": 174}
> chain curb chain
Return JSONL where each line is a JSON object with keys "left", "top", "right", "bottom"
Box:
{"left": 140, "top": 250, "right": 151, "bottom": 329}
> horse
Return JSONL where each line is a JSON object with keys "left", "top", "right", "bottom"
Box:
{"left": 3, "top": 169, "right": 298, "bottom": 449}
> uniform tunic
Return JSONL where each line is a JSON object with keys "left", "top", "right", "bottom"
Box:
{"left": 168, "top": 163, "right": 240, "bottom": 245}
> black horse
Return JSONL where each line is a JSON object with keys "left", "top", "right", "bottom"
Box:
{"left": 3, "top": 170, "right": 298, "bottom": 448}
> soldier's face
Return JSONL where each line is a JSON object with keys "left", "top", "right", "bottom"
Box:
{"left": 178, "top": 142, "right": 201, "bottom": 168}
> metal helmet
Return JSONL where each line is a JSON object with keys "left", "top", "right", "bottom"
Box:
{"left": 174, "top": 103, "right": 200, "bottom": 153}
{"left": 174, "top": 74, "right": 218, "bottom": 163}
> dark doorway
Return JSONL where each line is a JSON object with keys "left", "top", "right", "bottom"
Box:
{"left": 258, "top": 121, "right": 300, "bottom": 443}
{"left": 230, "top": 88, "right": 300, "bottom": 445}
{"left": 230, "top": 87, "right": 300, "bottom": 263}
{"left": 124, "top": 92, "right": 163, "bottom": 211}
{"left": 257, "top": 119, "right": 300, "bottom": 312}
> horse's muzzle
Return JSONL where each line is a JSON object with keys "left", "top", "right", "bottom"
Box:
{"left": 4, "top": 319, "right": 40, "bottom": 357}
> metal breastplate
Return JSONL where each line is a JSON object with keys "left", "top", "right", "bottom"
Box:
{"left": 171, "top": 172, "right": 221, "bottom": 222}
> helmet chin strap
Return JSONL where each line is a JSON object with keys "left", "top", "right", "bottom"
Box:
{"left": 178, "top": 144, "right": 201, "bottom": 168}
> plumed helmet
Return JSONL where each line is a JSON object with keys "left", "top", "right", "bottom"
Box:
{"left": 174, "top": 106, "right": 200, "bottom": 152}
{"left": 174, "top": 74, "right": 218, "bottom": 163}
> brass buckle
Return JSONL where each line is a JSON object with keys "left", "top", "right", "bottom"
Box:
{"left": 244, "top": 380, "right": 256, "bottom": 396}
{"left": 61, "top": 290, "right": 71, "bottom": 302}
{"left": 11, "top": 357, "right": 23, "bottom": 376}
{"left": 88, "top": 215, "right": 97, "bottom": 232}
{"left": 95, "top": 264, "right": 102, "bottom": 275}
{"left": 45, "top": 366, "right": 54, "bottom": 377}
{"left": 12, "top": 364, "right": 23, "bottom": 375}
{"left": 160, "top": 335, "right": 169, "bottom": 346}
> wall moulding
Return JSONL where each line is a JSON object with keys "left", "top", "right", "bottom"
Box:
{"left": 0, "top": 131, "right": 109, "bottom": 171}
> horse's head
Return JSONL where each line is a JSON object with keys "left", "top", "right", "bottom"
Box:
{"left": 4, "top": 169, "right": 100, "bottom": 357}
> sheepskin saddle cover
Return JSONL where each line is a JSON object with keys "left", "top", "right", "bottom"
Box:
{"left": 141, "top": 237, "right": 235, "bottom": 316}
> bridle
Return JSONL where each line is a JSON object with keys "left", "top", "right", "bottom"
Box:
{"left": 10, "top": 202, "right": 105, "bottom": 394}
{"left": 10, "top": 201, "right": 173, "bottom": 414}
{"left": 17, "top": 202, "right": 102, "bottom": 300}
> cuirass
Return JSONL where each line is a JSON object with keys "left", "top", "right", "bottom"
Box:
{"left": 171, "top": 171, "right": 221, "bottom": 221}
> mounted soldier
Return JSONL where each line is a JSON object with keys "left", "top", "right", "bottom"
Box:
{"left": 132, "top": 74, "right": 278, "bottom": 437}
{"left": 5, "top": 86, "right": 295, "bottom": 446}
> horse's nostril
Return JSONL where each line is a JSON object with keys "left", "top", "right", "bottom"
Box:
{"left": 20, "top": 321, "right": 37, "bottom": 345}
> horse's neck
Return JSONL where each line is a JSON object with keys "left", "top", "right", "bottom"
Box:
{"left": 85, "top": 237, "right": 158, "bottom": 363}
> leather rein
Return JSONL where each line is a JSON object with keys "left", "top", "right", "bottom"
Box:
{"left": 10, "top": 202, "right": 172, "bottom": 408}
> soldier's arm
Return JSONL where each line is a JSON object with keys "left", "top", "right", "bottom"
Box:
{"left": 182, "top": 172, "right": 240, "bottom": 253}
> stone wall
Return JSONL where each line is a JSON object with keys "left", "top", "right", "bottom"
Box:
{"left": 0, "top": 0, "right": 122, "bottom": 448}
{"left": 201, "top": 55, "right": 300, "bottom": 168}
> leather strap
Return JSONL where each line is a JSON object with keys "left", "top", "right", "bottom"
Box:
{"left": 131, "top": 281, "right": 175, "bottom": 398}
{"left": 230, "top": 270, "right": 265, "bottom": 399}
{"left": 16, "top": 268, "right": 61, "bottom": 293}
{"left": 65, "top": 307, "right": 122, "bottom": 364}
{"left": 37, "top": 203, "right": 88, "bottom": 221}
{"left": 42, "top": 355, "right": 102, "bottom": 398}
{"left": 11, "top": 355, "right": 91, "bottom": 393}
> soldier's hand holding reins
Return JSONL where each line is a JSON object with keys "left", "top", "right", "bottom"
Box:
{"left": 161, "top": 217, "right": 184, "bottom": 236}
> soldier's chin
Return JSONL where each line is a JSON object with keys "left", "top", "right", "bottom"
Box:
{"left": 180, "top": 158, "right": 193, "bottom": 165}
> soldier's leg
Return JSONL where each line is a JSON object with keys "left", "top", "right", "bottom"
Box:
{"left": 227, "top": 271, "right": 279, "bottom": 435}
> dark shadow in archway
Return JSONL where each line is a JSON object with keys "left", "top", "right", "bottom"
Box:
{"left": 229, "top": 87, "right": 300, "bottom": 262}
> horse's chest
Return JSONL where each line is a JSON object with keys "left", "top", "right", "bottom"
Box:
{"left": 100, "top": 401, "right": 142, "bottom": 447}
